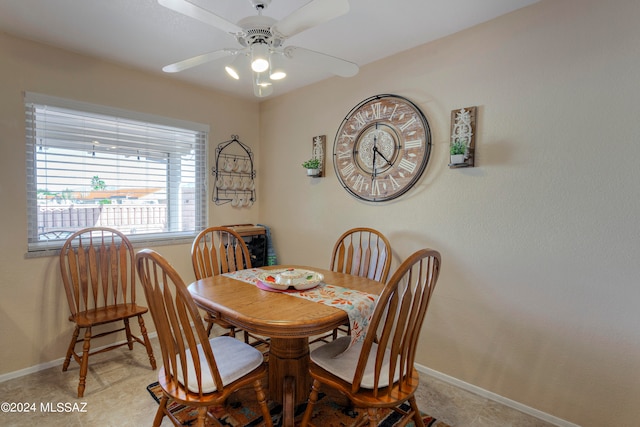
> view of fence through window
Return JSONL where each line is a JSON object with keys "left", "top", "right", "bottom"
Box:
{"left": 25, "top": 94, "right": 207, "bottom": 251}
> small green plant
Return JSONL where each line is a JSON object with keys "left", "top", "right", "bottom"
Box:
{"left": 450, "top": 139, "right": 467, "bottom": 155}
{"left": 91, "top": 175, "right": 106, "bottom": 190}
{"left": 302, "top": 158, "right": 321, "bottom": 169}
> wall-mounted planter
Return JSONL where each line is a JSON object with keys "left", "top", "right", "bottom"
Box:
{"left": 302, "top": 135, "right": 326, "bottom": 178}
{"left": 450, "top": 154, "right": 465, "bottom": 165}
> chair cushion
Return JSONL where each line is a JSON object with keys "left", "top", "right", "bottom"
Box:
{"left": 176, "top": 336, "right": 263, "bottom": 393}
{"left": 310, "top": 336, "right": 399, "bottom": 389}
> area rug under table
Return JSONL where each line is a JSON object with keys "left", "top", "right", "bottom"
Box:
{"left": 146, "top": 381, "right": 450, "bottom": 427}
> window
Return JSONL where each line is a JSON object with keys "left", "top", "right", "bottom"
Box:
{"left": 25, "top": 93, "right": 208, "bottom": 253}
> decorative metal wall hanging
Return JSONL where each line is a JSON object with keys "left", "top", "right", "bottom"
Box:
{"left": 311, "top": 135, "right": 326, "bottom": 177}
{"left": 449, "top": 106, "right": 476, "bottom": 168}
{"left": 212, "top": 135, "right": 256, "bottom": 207}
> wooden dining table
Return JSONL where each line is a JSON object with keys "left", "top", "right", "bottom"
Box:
{"left": 187, "top": 264, "right": 384, "bottom": 427}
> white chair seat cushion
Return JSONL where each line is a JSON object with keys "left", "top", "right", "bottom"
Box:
{"left": 176, "top": 336, "right": 263, "bottom": 393}
{"left": 310, "top": 336, "right": 399, "bottom": 389}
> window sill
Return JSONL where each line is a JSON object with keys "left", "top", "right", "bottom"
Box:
{"left": 24, "top": 236, "right": 195, "bottom": 259}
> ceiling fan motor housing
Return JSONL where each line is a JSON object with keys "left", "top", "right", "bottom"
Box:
{"left": 236, "top": 15, "right": 283, "bottom": 47}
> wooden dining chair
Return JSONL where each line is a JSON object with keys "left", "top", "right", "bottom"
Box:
{"left": 301, "top": 248, "right": 441, "bottom": 427}
{"left": 191, "top": 226, "right": 266, "bottom": 345}
{"left": 316, "top": 227, "right": 392, "bottom": 342}
{"left": 330, "top": 227, "right": 392, "bottom": 282}
{"left": 59, "top": 227, "right": 156, "bottom": 398}
{"left": 136, "top": 249, "right": 273, "bottom": 427}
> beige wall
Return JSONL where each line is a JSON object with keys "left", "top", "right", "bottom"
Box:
{"left": 1, "top": 0, "right": 639, "bottom": 425}
{"left": 0, "top": 33, "right": 260, "bottom": 371}
{"left": 257, "top": 0, "right": 640, "bottom": 426}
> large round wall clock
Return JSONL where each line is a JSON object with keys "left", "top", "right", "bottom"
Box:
{"left": 333, "top": 94, "right": 432, "bottom": 202}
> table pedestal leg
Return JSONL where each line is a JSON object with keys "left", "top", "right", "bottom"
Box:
{"left": 282, "top": 376, "right": 295, "bottom": 427}
{"left": 268, "top": 337, "right": 310, "bottom": 426}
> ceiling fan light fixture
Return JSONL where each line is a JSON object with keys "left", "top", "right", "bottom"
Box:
{"left": 250, "top": 43, "right": 270, "bottom": 73}
{"left": 255, "top": 70, "right": 272, "bottom": 86}
{"left": 269, "top": 53, "right": 286, "bottom": 80}
{"left": 224, "top": 53, "right": 244, "bottom": 79}
{"left": 225, "top": 65, "right": 240, "bottom": 80}
{"left": 254, "top": 70, "right": 273, "bottom": 97}
{"left": 254, "top": 85, "right": 272, "bottom": 97}
{"left": 252, "top": 59, "right": 269, "bottom": 73}
{"left": 270, "top": 70, "right": 286, "bottom": 80}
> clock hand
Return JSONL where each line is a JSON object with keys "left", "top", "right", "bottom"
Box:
{"left": 371, "top": 142, "right": 378, "bottom": 179}
{"left": 370, "top": 133, "right": 379, "bottom": 178}
{"left": 372, "top": 145, "right": 393, "bottom": 166}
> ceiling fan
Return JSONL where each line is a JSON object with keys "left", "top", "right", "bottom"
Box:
{"left": 158, "top": 0, "right": 359, "bottom": 97}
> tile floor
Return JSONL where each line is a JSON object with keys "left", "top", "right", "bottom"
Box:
{"left": 0, "top": 335, "right": 557, "bottom": 427}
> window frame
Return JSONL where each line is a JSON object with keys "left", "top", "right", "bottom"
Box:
{"left": 24, "top": 93, "right": 209, "bottom": 255}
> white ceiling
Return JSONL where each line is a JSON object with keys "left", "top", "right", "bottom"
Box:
{"left": 0, "top": 0, "right": 538, "bottom": 100}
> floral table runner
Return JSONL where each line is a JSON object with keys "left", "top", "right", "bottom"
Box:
{"left": 223, "top": 268, "right": 377, "bottom": 346}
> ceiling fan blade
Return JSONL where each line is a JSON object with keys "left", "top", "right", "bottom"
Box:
{"left": 284, "top": 46, "right": 359, "bottom": 77}
{"left": 272, "top": 0, "right": 350, "bottom": 39}
{"left": 158, "top": 0, "right": 243, "bottom": 35}
{"left": 162, "top": 49, "right": 240, "bottom": 73}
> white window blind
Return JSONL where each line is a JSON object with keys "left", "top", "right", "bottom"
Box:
{"left": 25, "top": 93, "right": 208, "bottom": 253}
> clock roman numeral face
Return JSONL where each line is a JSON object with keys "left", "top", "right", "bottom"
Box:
{"left": 334, "top": 95, "right": 431, "bottom": 202}
{"left": 398, "top": 158, "right": 417, "bottom": 174}
{"left": 370, "top": 102, "right": 382, "bottom": 120}
{"left": 341, "top": 162, "right": 356, "bottom": 180}
{"left": 404, "top": 139, "right": 422, "bottom": 149}
{"left": 398, "top": 116, "right": 417, "bottom": 132}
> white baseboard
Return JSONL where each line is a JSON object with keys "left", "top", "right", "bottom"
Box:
{"left": 0, "top": 332, "right": 158, "bottom": 384}
{"left": 0, "top": 358, "right": 65, "bottom": 383}
{"left": 414, "top": 363, "right": 581, "bottom": 427}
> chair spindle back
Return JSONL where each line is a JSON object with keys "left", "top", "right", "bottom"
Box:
{"left": 136, "top": 249, "right": 223, "bottom": 398}
{"left": 60, "top": 227, "right": 136, "bottom": 316}
{"left": 353, "top": 248, "right": 440, "bottom": 396}
{"left": 191, "top": 227, "right": 252, "bottom": 280}
{"left": 330, "top": 227, "right": 392, "bottom": 282}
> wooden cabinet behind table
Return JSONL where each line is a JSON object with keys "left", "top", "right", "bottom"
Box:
{"left": 224, "top": 224, "right": 267, "bottom": 267}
